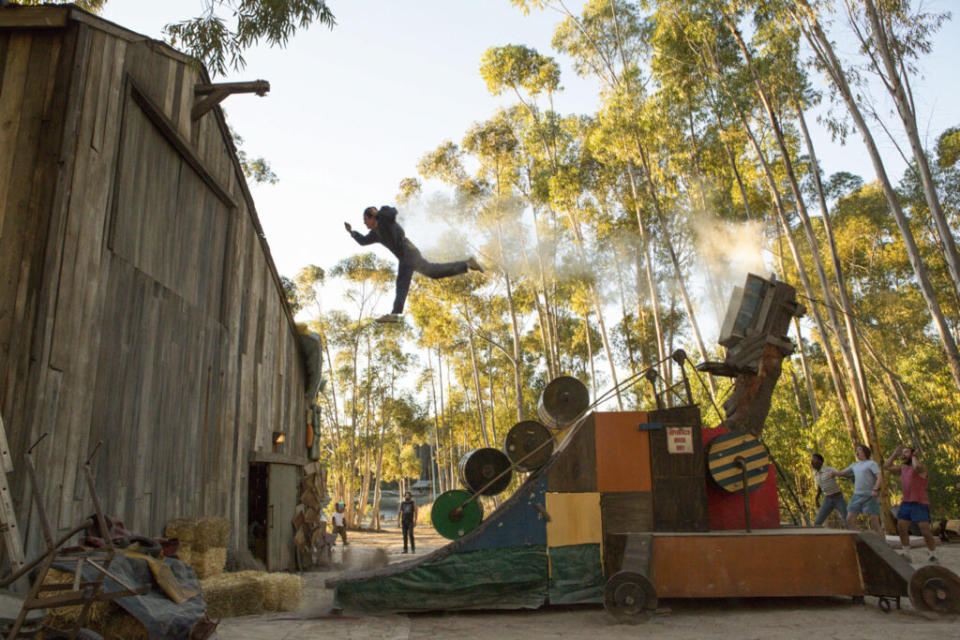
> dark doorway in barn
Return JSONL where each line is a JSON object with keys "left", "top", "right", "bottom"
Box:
{"left": 248, "top": 463, "right": 269, "bottom": 565}
{"left": 248, "top": 460, "right": 299, "bottom": 571}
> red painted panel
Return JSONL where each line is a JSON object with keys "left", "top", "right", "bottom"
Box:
{"left": 703, "top": 427, "right": 779, "bottom": 529}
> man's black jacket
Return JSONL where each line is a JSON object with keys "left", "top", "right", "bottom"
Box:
{"left": 351, "top": 207, "right": 417, "bottom": 260}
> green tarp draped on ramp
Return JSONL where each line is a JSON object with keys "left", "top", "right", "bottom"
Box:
{"left": 335, "top": 545, "right": 549, "bottom": 613}
{"left": 548, "top": 543, "right": 604, "bottom": 604}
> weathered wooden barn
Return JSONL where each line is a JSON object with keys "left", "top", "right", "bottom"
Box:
{"left": 0, "top": 5, "right": 314, "bottom": 570}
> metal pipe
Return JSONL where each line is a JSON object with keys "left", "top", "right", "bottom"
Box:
{"left": 735, "top": 456, "right": 752, "bottom": 533}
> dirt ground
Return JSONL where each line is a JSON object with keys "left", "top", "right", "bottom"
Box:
{"left": 216, "top": 529, "right": 960, "bottom": 640}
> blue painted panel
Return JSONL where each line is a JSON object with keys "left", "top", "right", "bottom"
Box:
{"left": 458, "top": 475, "right": 547, "bottom": 551}
{"left": 637, "top": 422, "right": 663, "bottom": 431}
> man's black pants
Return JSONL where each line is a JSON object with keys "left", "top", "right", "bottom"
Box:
{"left": 402, "top": 520, "right": 415, "bottom": 552}
{"left": 392, "top": 252, "right": 468, "bottom": 314}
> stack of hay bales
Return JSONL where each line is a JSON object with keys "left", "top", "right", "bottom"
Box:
{"left": 200, "top": 571, "right": 303, "bottom": 619}
{"left": 42, "top": 568, "right": 148, "bottom": 640}
{"left": 165, "top": 517, "right": 229, "bottom": 579}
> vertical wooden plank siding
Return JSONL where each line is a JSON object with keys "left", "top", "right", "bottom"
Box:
{"left": 0, "top": 11, "right": 308, "bottom": 562}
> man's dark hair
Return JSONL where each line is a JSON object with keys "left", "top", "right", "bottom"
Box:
{"left": 812, "top": 453, "right": 824, "bottom": 465}
{"left": 363, "top": 206, "right": 378, "bottom": 218}
{"left": 856, "top": 443, "right": 872, "bottom": 458}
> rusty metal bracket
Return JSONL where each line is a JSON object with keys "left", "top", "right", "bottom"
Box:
{"left": 533, "top": 503, "right": 551, "bottom": 523}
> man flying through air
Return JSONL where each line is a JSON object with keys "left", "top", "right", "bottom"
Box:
{"left": 345, "top": 205, "right": 484, "bottom": 323}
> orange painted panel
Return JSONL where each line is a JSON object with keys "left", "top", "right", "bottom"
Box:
{"left": 594, "top": 411, "right": 651, "bottom": 493}
{"left": 652, "top": 534, "right": 864, "bottom": 598}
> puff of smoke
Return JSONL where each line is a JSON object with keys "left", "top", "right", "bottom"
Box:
{"left": 691, "top": 213, "right": 767, "bottom": 328}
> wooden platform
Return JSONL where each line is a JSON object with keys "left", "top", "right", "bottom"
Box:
{"left": 650, "top": 529, "right": 864, "bottom": 598}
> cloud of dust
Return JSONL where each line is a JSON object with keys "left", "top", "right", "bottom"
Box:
{"left": 691, "top": 214, "right": 767, "bottom": 328}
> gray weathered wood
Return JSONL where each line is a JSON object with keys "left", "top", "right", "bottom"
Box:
{"left": 0, "top": 9, "right": 309, "bottom": 568}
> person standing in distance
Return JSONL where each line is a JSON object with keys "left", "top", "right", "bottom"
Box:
{"left": 330, "top": 501, "right": 348, "bottom": 546}
{"left": 345, "top": 206, "right": 484, "bottom": 324}
{"left": 397, "top": 491, "right": 418, "bottom": 554}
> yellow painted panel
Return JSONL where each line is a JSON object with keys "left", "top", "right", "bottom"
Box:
{"left": 545, "top": 492, "right": 602, "bottom": 547}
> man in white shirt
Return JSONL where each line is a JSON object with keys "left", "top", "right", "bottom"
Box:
{"left": 330, "top": 501, "right": 348, "bottom": 546}
{"left": 830, "top": 444, "right": 883, "bottom": 535}
{"left": 811, "top": 453, "right": 847, "bottom": 527}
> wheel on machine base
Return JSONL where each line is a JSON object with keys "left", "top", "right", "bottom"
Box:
{"left": 603, "top": 571, "right": 657, "bottom": 623}
{"left": 909, "top": 565, "right": 960, "bottom": 614}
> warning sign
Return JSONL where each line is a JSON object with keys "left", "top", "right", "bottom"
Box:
{"left": 666, "top": 426, "right": 693, "bottom": 454}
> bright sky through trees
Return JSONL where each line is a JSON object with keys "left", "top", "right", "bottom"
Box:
{"left": 102, "top": 1, "right": 959, "bottom": 312}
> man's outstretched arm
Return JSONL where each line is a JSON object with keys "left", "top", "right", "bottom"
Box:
{"left": 345, "top": 222, "right": 377, "bottom": 246}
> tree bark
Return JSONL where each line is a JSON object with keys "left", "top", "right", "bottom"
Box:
{"left": 466, "top": 326, "right": 491, "bottom": 447}
{"left": 860, "top": 0, "right": 960, "bottom": 305}
{"left": 789, "top": 0, "right": 960, "bottom": 392}
{"left": 734, "top": 102, "right": 859, "bottom": 443}
{"left": 726, "top": 18, "right": 877, "bottom": 451}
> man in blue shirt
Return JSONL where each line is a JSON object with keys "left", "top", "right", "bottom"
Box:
{"left": 345, "top": 206, "right": 484, "bottom": 323}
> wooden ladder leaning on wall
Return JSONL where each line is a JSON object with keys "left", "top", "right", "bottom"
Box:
{"left": 0, "top": 412, "right": 26, "bottom": 581}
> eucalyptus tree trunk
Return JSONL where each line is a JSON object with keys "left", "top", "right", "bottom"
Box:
{"left": 709, "top": 98, "right": 753, "bottom": 220}
{"left": 584, "top": 311, "right": 599, "bottom": 401}
{"left": 860, "top": 0, "right": 960, "bottom": 304}
{"left": 371, "top": 423, "right": 386, "bottom": 529}
{"left": 788, "top": 0, "right": 960, "bottom": 392}
{"left": 792, "top": 317, "right": 820, "bottom": 423}
{"left": 531, "top": 208, "right": 560, "bottom": 378}
{"left": 734, "top": 103, "right": 859, "bottom": 443}
{"left": 792, "top": 96, "right": 870, "bottom": 428}
{"left": 788, "top": 368, "right": 810, "bottom": 431}
{"left": 589, "top": 281, "right": 623, "bottom": 409}
{"left": 487, "top": 344, "right": 498, "bottom": 443}
{"left": 427, "top": 351, "right": 444, "bottom": 493}
{"left": 623, "top": 165, "right": 668, "bottom": 382}
{"left": 567, "top": 216, "right": 624, "bottom": 407}
{"left": 497, "top": 223, "right": 526, "bottom": 422}
{"left": 726, "top": 19, "right": 877, "bottom": 450}
{"left": 466, "top": 327, "right": 491, "bottom": 447}
{"left": 613, "top": 246, "right": 642, "bottom": 405}
{"left": 774, "top": 216, "right": 821, "bottom": 423}
{"left": 632, "top": 139, "right": 717, "bottom": 401}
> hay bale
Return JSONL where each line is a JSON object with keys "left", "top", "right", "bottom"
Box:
{"left": 191, "top": 547, "right": 226, "bottom": 579}
{"left": 178, "top": 545, "right": 193, "bottom": 568}
{"left": 100, "top": 610, "right": 149, "bottom": 640}
{"left": 41, "top": 568, "right": 112, "bottom": 629}
{"left": 164, "top": 518, "right": 196, "bottom": 546}
{"left": 257, "top": 573, "right": 303, "bottom": 612}
{"left": 200, "top": 571, "right": 266, "bottom": 619}
{"left": 165, "top": 517, "right": 229, "bottom": 553}
{"left": 42, "top": 569, "right": 148, "bottom": 639}
{"left": 193, "top": 517, "right": 229, "bottom": 552}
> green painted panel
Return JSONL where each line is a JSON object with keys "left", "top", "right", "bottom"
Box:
{"left": 548, "top": 543, "right": 604, "bottom": 604}
{"left": 335, "top": 545, "right": 549, "bottom": 613}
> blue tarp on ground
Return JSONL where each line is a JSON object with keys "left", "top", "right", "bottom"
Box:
{"left": 54, "top": 553, "right": 205, "bottom": 640}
